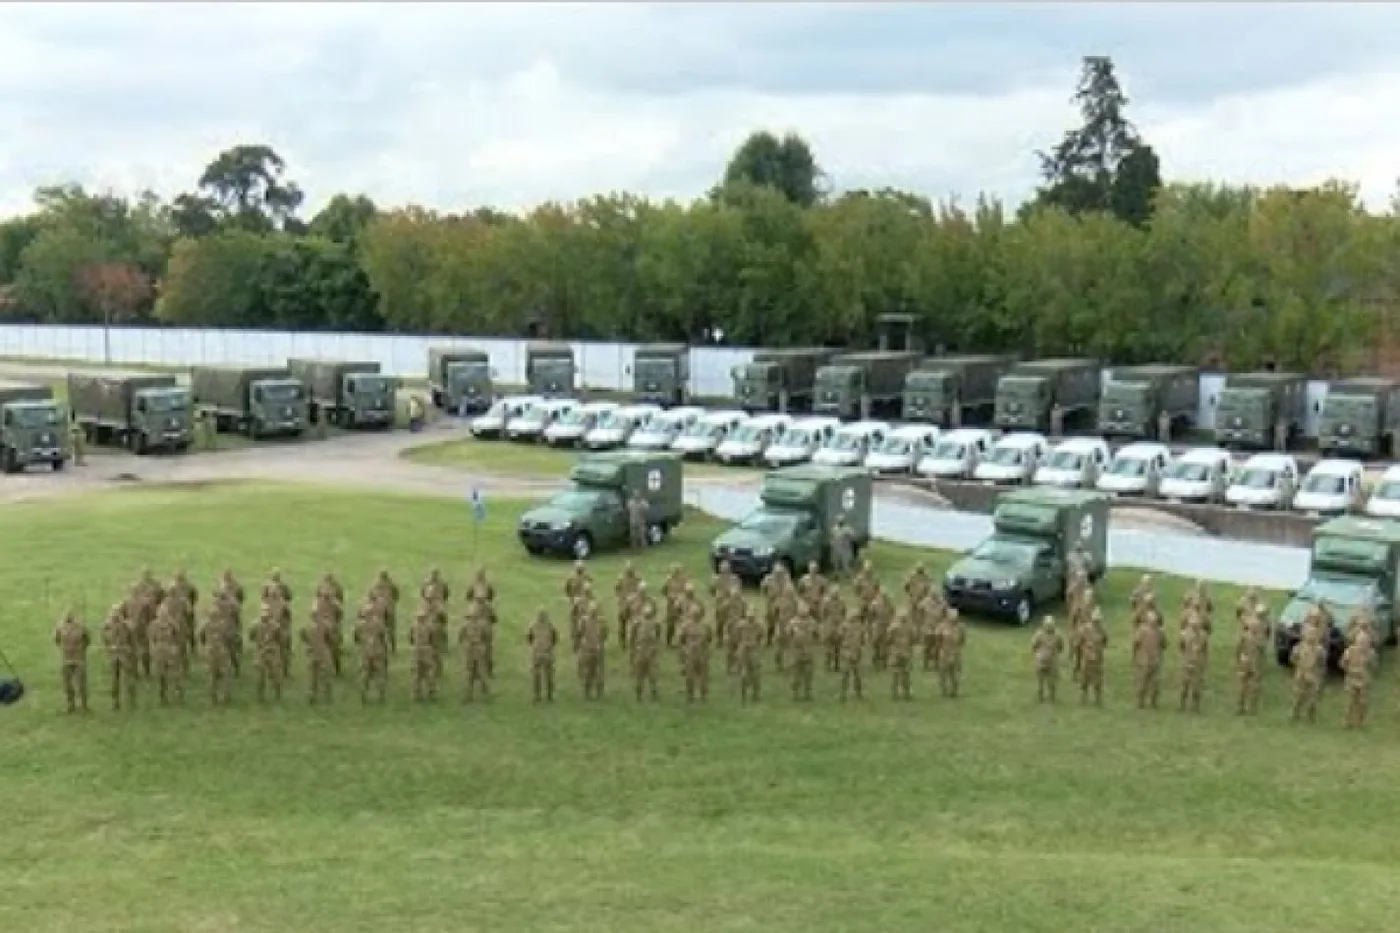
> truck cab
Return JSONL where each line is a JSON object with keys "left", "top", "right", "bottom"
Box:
{"left": 865, "top": 424, "right": 940, "bottom": 475}
{"left": 764, "top": 416, "right": 841, "bottom": 468}
{"left": 469, "top": 394, "right": 541, "bottom": 439}
{"left": 710, "top": 464, "right": 872, "bottom": 583}
{"left": 627, "top": 406, "right": 705, "bottom": 451}
{"left": 715, "top": 413, "right": 792, "bottom": 465}
{"left": 131, "top": 385, "right": 196, "bottom": 448}
{"left": 1225, "top": 453, "right": 1299, "bottom": 510}
{"left": 507, "top": 398, "right": 578, "bottom": 442}
{"left": 526, "top": 343, "right": 577, "bottom": 398}
{"left": 629, "top": 344, "right": 690, "bottom": 406}
{"left": 944, "top": 486, "right": 1110, "bottom": 624}
{"left": 583, "top": 404, "right": 660, "bottom": 450}
{"left": 1293, "top": 458, "right": 1365, "bottom": 517}
{"left": 1365, "top": 465, "right": 1400, "bottom": 519}
{"left": 247, "top": 378, "right": 307, "bottom": 436}
{"left": 1034, "top": 437, "right": 1110, "bottom": 489}
{"left": 545, "top": 401, "right": 618, "bottom": 447}
{"left": 916, "top": 428, "right": 997, "bottom": 479}
{"left": 441, "top": 358, "right": 494, "bottom": 414}
{"left": 337, "top": 371, "right": 397, "bottom": 428}
{"left": 0, "top": 386, "right": 66, "bottom": 473}
{"left": 1276, "top": 516, "right": 1400, "bottom": 668}
{"left": 518, "top": 451, "right": 684, "bottom": 559}
{"left": 1158, "top": 447, "right": 1233, "bottom": 504}
{"left": 974, "top": 432, "right": 1048, "bottom": 485}
{"left": 812, "top": 420, "right": 889, "bottom": 467}
{"left": 1096, "top": 442, "right": 1171, "bottom": 497}
{"left": 672, "top": 410, "right": 747, "bottom": 460}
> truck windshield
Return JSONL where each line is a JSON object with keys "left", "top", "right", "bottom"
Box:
{"left": 482, "top": 400, "right": 508, "bottom": 419}
{"left": 1044, "top": 450, "right": 1084, "bottom": 470}
{"left": 1295, "top": 574, "right": 1377, "bottom": 607}
{"left": 1108, "top": 457, "right": 1148, "bottom": 477}
{"left": 830, "top": 432, "right": 867, "bottom": 451}
{"left": 549, "top": 489, "right": 616, "bottom": 511}
{"left": 731, "top": 423, "right": 766, "bottom": 442}
{"left": 737, "top": 510, "right": 800, "bottom": 535}
{"left": 877, "top": 436, "right": 912, "bottom": 454}
{"left": 144, "top": 392, "right": 189, "bottom": 412}
{"left": 969, "top": 537, "right": 1044, "bottom": 564}
{"left": 1218, "top": 390, "right": 1265, "bottom": 415}
{"left": 737, "top": 364, "right": 773, "bottom": 381}
{"left": 1373, "top": 480, "right": 1400, "bottom": 501}
{"left": 349, "top": 376, "right": 392, "bottom": 394}
{"left": 14, "top": 406, "right": 60, "bottom": 427}
{"left": 987, "top": 445, "right": 1027, "bottom": 466}
{"left": 681, "top": 420, "right": 720, "bottom": 438}
{"left": 1236, "top": 468, "right": 1278, "bottom": 489}
{"left": 260, "top": 383, "right": 304, "bottom": 402}
{"left": 781, "top": 429, "right": 814, "bottom": 447}
{"left": 1301, "top": 473, "right": 1346, "bottom": 495}
{"left": 1001, "top": 377, "right": 1044, "bottom": 396}
{"left": 635, "top": 360, "right": 674, "bottom": 379}
{"left": 930, "top": 440, "right": 964, "bottom": 460}
{"left": 515, "top": 405, "right": 547, "bottom": 424}
{"left": 1164, "top": 462, "right": 1210, "bottom": 482}
{"left": 451, "top": 362, "right": 490, "bottom": 378}
{"left": 557, "top": 408, "right": 594, "bottom": 427}
{"left": 1102, "top": 382, "right": 1146, "bottom": 405}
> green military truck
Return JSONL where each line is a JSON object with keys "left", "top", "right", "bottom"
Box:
{"left": 902, "top": 354, "right": 1016, "bottom": 427}
{"left": 944, "top": 486, "right": 1110, "bottom": 625}
{"left": 287, "top": 358, "right": 397, "bottom": 430}
{"left": 68, "top": 370, "right": 193, "bottom": 455}
{"left": 190, "top": 365, "right": 307, "bottom": 438}
{"left": 731, "top": 348, "right": 832, "bottom": 414}
{"left": 427, "top": 347, "right": 494, "bottom": 414}
{"left": 518, "top": 450, "right": 683, "bottom": 560}
{"left": 0, "top": 380, "right": 66, "bottom": 472}
{"left": 1098, "top": 363, "right": 1201, "bottom": 441}
{"left": 710, "top": 464, "right": 873, "bottom": 584}
{"left": 1275, "top": 516, "right": 1400, "bottom": 668}
{"left": 1317, "top": 377, "right": 1400, "bottom": 458}
{"left": 1212, "top": 371, "right": 1308, "bottom": 451}
{"left": 994, "top": 358, "right": 1102, "bottom": 434}
{"left": 813, "top": 351, "right": 921, "bottom": 420}
{"left": 526, "top": 342, "right": 576, "bottom": 398}
{"left": 630, "top": 343, "right": 690, "bottom": 406}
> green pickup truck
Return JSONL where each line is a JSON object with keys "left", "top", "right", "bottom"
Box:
{"left": 944, "top": 486, "right": 1109, "bottom": 625}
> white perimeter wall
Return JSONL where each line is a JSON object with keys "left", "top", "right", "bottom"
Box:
{"left": 0, "top": 325, "right": 1335, "bottom": 434}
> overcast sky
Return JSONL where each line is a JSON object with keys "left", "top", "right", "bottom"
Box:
{"left": 2, "top": 2, "right": 1398, "bottom": 217}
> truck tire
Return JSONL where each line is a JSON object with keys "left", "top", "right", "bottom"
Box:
{"left": 246, "top": 420, "right": 259, "bottom": 441}
{"left": 1014, "top": 592, "right": 1034, "bottom": 626}
{"left": 571, "top": 532, "right": 594, "bottom": 561}
{"left": 135, "top": 432, "right": 150, "bottom": 456}
{"left": 646, "top": 523, "right": 666, "bottom": 546}
{"left": 52, "top": 457, "right": 65, "bottom": 471}
{"left": 430, "top": 389, "right": 444, "bottom": 410}
{"left": 1, "top": 447, "right": 17, "bottom": 474}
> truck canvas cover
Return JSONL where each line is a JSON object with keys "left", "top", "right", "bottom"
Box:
{"left": 0, "top": 380, "right": 55, "bottom": 404}
{"left": 1312, "top": 517, "right": 1400, "bottom": 574}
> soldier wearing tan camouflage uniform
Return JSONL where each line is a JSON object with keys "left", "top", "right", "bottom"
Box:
{"left": 124, "top": 582, "right": 155, "bottom": 680}
{"left": 1031, "top": 617, "right": 1063, "bottom": 703}
{"left": 837, "top": 611, "right": 866, "bottom": 702}
{"left": 217, "top": 568, "right": 245, "bottom": 607}
{"left": 168, "top": 569, "right": 198, "bottom": 659}
{"left": 866, "top": 586, "right": 895, "bottom": 672}
{"left": 1129, "top": 574, "right": 1154, "bottom": 615}
{"left": 467, "top": 568, "right": 495, "bottom": 605}
{"left": 885, "top": 609, "right": 916, "bottom": 701}
{"left": 629, "top": 602, "right": 663, "bottom": 702}
{"left": 852, "top": 559, "right": 878, "bottom": 606}
{"left": 353, "top": 604, "right": 390, "bottom": 704}
{"left": 904, "top": 564, "right": 932, "bottom": 607}
{"left": 662, "top": 565, "right": 687, "bottom": 648}
{"left": 370, "top": 569, "right": 401, "bottom": 654}
{"left": 1178, "top": 615, "right": 1209, "bottom": 713}
{"left": 300, "top": 610, "right": 335, "bottom": 706}
{"left": 261, "top": 593, "right": 293, "bottom": 680}
{"left": 819, "top": 589, "right": 845, "bottom": 674}
{"left": 676, "top": 604, "right": 713, "bottom": 703}
{"left": 797, "top": 561, "right": 826, "bottom": 611}
{"left": 614, "top": 561, "right": 641, "bottom": 649}
{"left": 149, "top": 602, "right": 185, "bottom": 706}
{"left": 569, "top": 586, "right": 593, "bottom": 653}
{"left": 314, "top": 593, "right": 345, "bottom": 677}
{"left": 1078, "top": 608, "right": 1108, "bottom": 707}
{"left": 717, "top": 589, "right": 743, "bottom": 677}
{"left": 316, "top": 573, "right": 345, "bottom": 606}
{"left": 915, "top": 590, "right": 946, "bottom": 673}
{"left": 1234, "top": 607, "right": 1268, "bottom": 715}
{"left": 626, "top": 490, "right": 649, "bottom": 549}
{"left": 262, "top": 569, "right": 292, "bottom": 608}
{"left": 199, "top": 608, "right": 238, "bottom": 707}
{"left": 53, "top": 610, "right": 90, "bottom": 713}
{"left": 1339, "top": 636, "right": 1372, "bottom": 728}
{"left": 100, "top": 603, "right": 138, "bottom": 711}
{"left": 576, "top": 603, "right": 608, "bottom": 701}
{"left": 785, "top": 604, "right": 820, "bottom": 701}
{"left": 733, "top": 608, "right": 765, "bottom": 704}
{"left": 420, "top": 568, "right": 449, "bottom": 605}
{"left": 934, "top": 608, "right": 966, "bottom": 698}
{"left": 627, "top": 583, "right": 656, "bottom": 656}
{"left": 1131, "top": 610, "right": 1166, "bottom": 709}
{"left": 409, "top": 607, "right": 442, "bottom": 702}
{"left": 249, "top": 607, "right": 284, "bottom": 703}
{"left": 1182, "top": 580, "right": 1213, "bottom": 633}
{"left": 564, "top": 561, "right": 592, "bottom": 604}
{"left": 1289, "top": 625, "right": 1325, "bottom": 723}
{"left": 527, "top": 610, "right": 559, "bottom": 703}
{"left": 458, "top": 607, "right": 492, "bottom": 703}
{"left": 162, "top": 585, "right": 196, "bottom": 680}
{"left": 711, "top": 560, "right": 739, "bottom": 604}
{"left": 760, "top": 563, "right": 789, "bottom": 646}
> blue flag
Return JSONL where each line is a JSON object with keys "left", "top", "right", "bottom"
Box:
{"left": 469, "top": 488, "right": 487, "bottom": 523}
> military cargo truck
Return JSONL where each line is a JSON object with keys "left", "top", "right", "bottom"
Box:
{"left": 994, "top": 358, "right": 1102, "bottom": 434}
{"left": 67, "top": 370, "right": 193, "bottom": 455}
{"left": 190, "top": 365, "right": 307, "bottom": 438}
{"left": 731, "top": 348, "right": 832, "bottom": 414}
{"left": 287, "top": 358, "right": 397, "bottom": 430}
{"left": 902, "top": 354, "right": 1016, "bottom": 427}
{"left": 1098, "top": 363, "right": 1201, "bottom": 441}
{"left": 427, "top": 347, "right": 494, "bottom": 414}
{"left": 1212, "top": 371, "right": 1308, "bottom": 452}
{"left": 944, "top": 486, "right": 1110, "bottom": 625}
{"left": 630, "top": 343, "right": 690, "bottom": 406}
{"left": 710, "top": 464, "right": 872, "bottom": 583}
{"left": 518, "top": 451, "right": 683, "bottom": 560}
{"left": 812, "top": 351, "right": 920, "bottom": 420}
{"left": 1317, "top": 376, "right": 1400, "bottom": 458}
{"left": 0, "top": 380, "right": 66, "bottom": 472}
{"left": 1275, "top": 516, "right": 1400, "bottom": 668}
{"left": 526, "top": 342, "right": 576, "bottom": 398}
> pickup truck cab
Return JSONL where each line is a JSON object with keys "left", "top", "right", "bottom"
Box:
{"left": 1225, "top": 452, "right": 1299, "bottom": 510}
{"left": 865, "top": 424, "right": 940, "bottom": 475}
{"left": 974, "top": 432, "right": 1048, "bottom": 485}
{"left": 1158, "top": 447, "right": 1233, "bottom": 503}
{"left": 915, "top": 427, "right": 997, "bottom": 479}
{"left": 1034, "top": 437, "right": 1111, "bottom": 488}
{"left": 1293, "top": 458, "right": 1366, "bottom": 516}
{"left": 812, "top": 420, "right": 889, "bottom": 467}
{"left": 1096, "top": 441, "right": 1171, "bottom": 497}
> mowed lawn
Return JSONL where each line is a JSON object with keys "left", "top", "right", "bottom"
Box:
{"left": 402, "top": 435, "right": 755, "bottom": 479}
{"left": 4, "top": 484, "right": 1400, "bottom": 933}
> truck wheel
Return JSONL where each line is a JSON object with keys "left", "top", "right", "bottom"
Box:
{"left": 52, "top": 457, "right": 65, "bottom": 471}
{"left": 1, "top": 447, "right": 17, "bottom": 474}
{"left": 430, "top": 390, "right": 444, "bottom": 410}
{"left": 135, "top": 433, "right": 150, "bottom": 456}
{"left": 1014, "top": 593, "right": 1033, "bottom": 626}
{"left": 646, "top": 523, "right": 666, "bottom": 546}
{"left": 571, "top": 533, "right": 594, "bottom": 561}
{"left": 1275, "top": 648, "right": 1291, "bottom": 668}
{"left": 246, "top": 421, "right": 259, "bottom": 441}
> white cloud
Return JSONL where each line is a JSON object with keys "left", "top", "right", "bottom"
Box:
{"left": 0, "top": 2, "right": 1397, "bottom": 219}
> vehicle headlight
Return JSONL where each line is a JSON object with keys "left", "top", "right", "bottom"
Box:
{"left": 554, "top": 520, "right": 573, "bottom": 531}
{"left": 995, "top": 579, "right": 1018, "bottom": 590}
{"left": 755, "top": 546, "right": 774, "bottom": 558}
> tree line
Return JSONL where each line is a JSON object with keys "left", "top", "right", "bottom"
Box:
{"left": 0, "top": 56, "right": 1395, "bottom": 374}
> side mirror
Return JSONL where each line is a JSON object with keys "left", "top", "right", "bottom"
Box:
{"left": 1313, "top": 401, "right": 1321, "bottom": 414}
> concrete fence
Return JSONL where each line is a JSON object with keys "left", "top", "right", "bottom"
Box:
{"left": 0, "top": 324, "right": 1337, "bottom": 433}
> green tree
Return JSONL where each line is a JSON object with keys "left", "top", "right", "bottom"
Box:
{"left": 719, "top": 131, "right": 823, "bottom": 208}
{"left": 309, "top": 194, "right": 379, "bottom": 247}
{"left": 194, "top": 144, "right": 305, "bottom": 234}
{"left": 358, "top": 208, "right": 447, "bottom": 333}
{"left": 0, "top": 216, "right": 41, "bottom": 286}
{"left": 155, "top": 230, "right": 271, "bottom": 327}
{"left": 10, "top": 227, "right": 112, "bottom": 323}
{"left": 1035, "top": 55, "right": 1162, "bottom": 227}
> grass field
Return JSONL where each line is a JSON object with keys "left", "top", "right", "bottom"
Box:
{"left": 402, "top": 435, "right": 754, "bottom": 479}
{"left": 3, "top": 483, "right": 1400, "bottom": 933}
